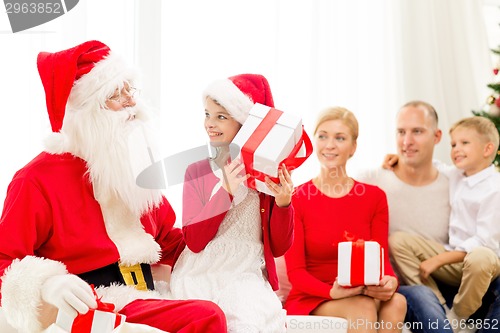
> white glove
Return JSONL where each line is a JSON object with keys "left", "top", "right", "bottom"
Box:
{"left": 41, "top": 274, "right": 98, "bottom": 318}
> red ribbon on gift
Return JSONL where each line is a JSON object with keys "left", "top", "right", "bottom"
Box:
{"left": 241, "top": 108, "right": 283, "bottom": 190}
{"left": 342, "top": 231, "right": 365, "bottom": 286}
{"left": 240, "top": 108, "right": 313, "bottom": 189}
{"left": 71, "top": 285, "right": 122, "bottom": 332}
{"left": 350, "top": 239, "right": 365, "bottom": 286}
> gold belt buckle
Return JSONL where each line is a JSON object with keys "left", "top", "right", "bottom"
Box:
{"left": 118, "top": 263, "right": 148, "bottom": 291}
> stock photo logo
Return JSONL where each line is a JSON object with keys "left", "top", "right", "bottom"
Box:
{"left": 4, "top": 0, "right": 79, "bottom": 33}
{"left": 136, "top": 143, "right": 241, "bottom": 190}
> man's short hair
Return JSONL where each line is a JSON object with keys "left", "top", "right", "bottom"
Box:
{"left": 401, "top": 100, "right": 439, "bottom": 128}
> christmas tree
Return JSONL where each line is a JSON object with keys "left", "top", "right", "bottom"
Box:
{"left": 472, "top": 18, "right": 500, "bottom": 169}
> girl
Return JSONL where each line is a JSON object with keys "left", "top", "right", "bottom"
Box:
{"left": 170, "top": 74, "right": 294, "bottom": 333}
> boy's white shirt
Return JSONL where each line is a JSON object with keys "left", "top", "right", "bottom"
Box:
{"left": 435, "top": 161, "right": 500, "bottom": 256}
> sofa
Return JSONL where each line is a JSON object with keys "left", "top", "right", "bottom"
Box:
{"left": 0, "top": 257, "right": 347, "bottom": 333}
{"left": 276, "top": 256, "right": 348, "bottom": 333}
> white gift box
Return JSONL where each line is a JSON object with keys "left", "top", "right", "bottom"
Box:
{"left": 56, "top": 308, "right": 126, "bottom": 333}
{"left": 337, "top": 241, "right": 384, "bottom": 287}
{"left": 46, "top": 322, "right": 168, "bottom": 333}
{"left": 231, "top": 103, "right": 305, "bottom": 196}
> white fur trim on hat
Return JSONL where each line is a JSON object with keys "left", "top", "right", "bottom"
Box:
{"left": 43, "top": 132, "right": 69, "bottom": 155}
{"left": 202, "top": 78, "right": 254, "bottom": 124}
{"left": 68, "top": 52, "right": 138, "bottom": 109}
{"left": 1, "top": 256, "right": 67, "bottom": 333}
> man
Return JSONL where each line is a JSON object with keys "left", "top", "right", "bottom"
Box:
{"left": 358, "top": 101, "right": 500, "bottom": 333}
{"left": 0, "top": 40, "right": 226, "bottom": 333}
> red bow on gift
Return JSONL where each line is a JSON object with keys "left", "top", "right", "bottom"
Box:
{"left": 342, "top": 231, "right": 362, "bottom": 243}
{"left": 70, "top": 285, "right": 122, "bottom": 333}
{"left": 90, "top": 284, "right": 115, "bottom": 311}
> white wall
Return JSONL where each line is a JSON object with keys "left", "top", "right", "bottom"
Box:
{"left": 0, "top": 0, "right": 498, "bottom": 220}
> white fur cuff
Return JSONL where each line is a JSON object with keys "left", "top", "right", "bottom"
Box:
{"left": 1, "top": 256, "right": 67, "bottom": 333}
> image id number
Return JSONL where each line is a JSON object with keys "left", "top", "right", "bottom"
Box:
{"left": 444, "top": 319, "right": 499, "bottom": 330}
{"left": 5, "top": 2, "right": 62, "bottom": 14}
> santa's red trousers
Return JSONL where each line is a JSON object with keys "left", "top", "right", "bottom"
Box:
{"left": 120, "top": 298, "right": 227, "bottom": 333}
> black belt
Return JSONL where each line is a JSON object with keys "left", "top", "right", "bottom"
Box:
{"left": 78, "top": 262, "right": 154, "bottom": 291}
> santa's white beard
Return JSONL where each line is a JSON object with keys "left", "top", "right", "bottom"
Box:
{"left": 61, "top": 103, "right": 163, "bottom": 217}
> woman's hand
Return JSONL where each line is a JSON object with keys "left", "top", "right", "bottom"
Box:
{"left": 265, "top": 165, "right": 294, "bottom": 207}
{"left": 363, "top": 275, "right": 398, "bottom": 301}
{"left": 329, "top": 279, "right": 365, "bottom": 299}
{"left": 221, "top": 158, "right": 249, "bottom": 195}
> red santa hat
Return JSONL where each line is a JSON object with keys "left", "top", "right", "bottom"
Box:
{"left": 37, "top": 40, "right": 136, "bottom": 132}
{"left": 202, "top": 73, "right": 275, "bottom": 124}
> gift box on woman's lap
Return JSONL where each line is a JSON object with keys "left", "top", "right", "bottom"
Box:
{"left": 232, "top": 103, "right": 310, "bottom": 196}
{"left": 337, "top": 240, "right": 384, "bottom": 287}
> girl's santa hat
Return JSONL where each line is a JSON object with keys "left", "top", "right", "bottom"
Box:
{"left": 202, "top": 73, "right": 275, "bottom": 124}
{"left": 37, "top": 40, "right": 137, "bottom": 132}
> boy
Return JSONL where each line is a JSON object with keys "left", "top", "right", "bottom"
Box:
{"left": 390, "top": 116, "right": 500, "bottom": 332}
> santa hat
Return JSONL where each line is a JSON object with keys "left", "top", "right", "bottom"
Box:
{"left": 37, "top": 40, "right": 136, "bottom": 132}
{"left": 202, "top": 73, "right": 275, "bottom": 124}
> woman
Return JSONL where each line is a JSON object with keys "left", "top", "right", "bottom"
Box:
{"left": 284, "top": 107, "right": 406, "bottom": 333}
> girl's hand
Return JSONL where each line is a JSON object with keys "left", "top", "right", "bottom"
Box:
{"left": 363, "top": 275, "right": 397, "bottom": 301}
{"left": 265, "top": 166, "right": 293, "bottom": 207}
{"left": 221, "top": 158, "right": 249, "bottom": 195}
{"left": 329, "top": 279, "right": 364, "bottom": 299}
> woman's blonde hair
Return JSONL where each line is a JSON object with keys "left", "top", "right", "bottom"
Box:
{"left": 314, "top": 106, "right": 359, "bottom": 142}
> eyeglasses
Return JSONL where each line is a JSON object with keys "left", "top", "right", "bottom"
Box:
{"left": 107, "top": 87, "right": 139, "bottom": 104}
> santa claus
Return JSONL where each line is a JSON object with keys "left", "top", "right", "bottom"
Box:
{"left": 0, "top": 40, "right": 226, "bottom": 333}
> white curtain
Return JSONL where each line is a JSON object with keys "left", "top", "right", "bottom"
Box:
{"left": 387, "top": 0, "right": 493, "bottom": 164}
{"left": 0, "top": 0, "right": 137, "bottom": 204}
{"left": 156, "top": 0, "right": 493, "bottom": 207}
{"left": 157, "top": 0, "right": 396, "bottom": 196}
{"left": 0, "top": 0, "right": 494, "bottom": 217}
